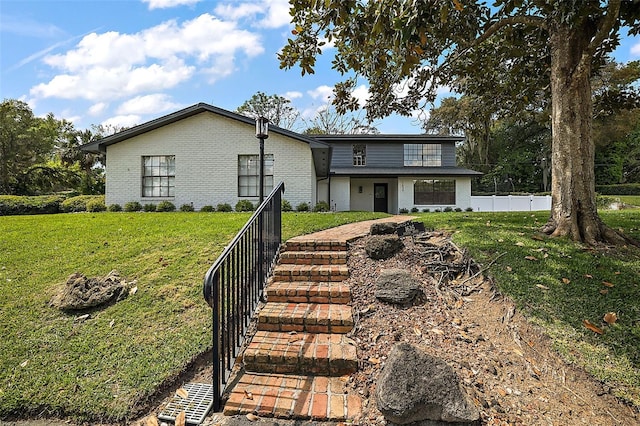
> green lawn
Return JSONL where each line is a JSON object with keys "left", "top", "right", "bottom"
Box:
{"left": 0, "top": 211, "right": 385, "bottom": 421}
{"left": 0, "top": 209, "right": 638, "bottom": 421}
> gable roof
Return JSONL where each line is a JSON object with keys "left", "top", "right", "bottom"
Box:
{"left": 81, "top": 102, "right": 332, "bottom": 178}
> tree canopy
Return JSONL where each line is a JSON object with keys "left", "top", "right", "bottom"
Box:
{"left": 280, "top": 0, "right": 640, "bottom": 245}
{"left": 236, "top": 91, "right": 300, "bottom": 129}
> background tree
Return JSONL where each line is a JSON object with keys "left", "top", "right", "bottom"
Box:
{"left": 281, "top": 0, "right": 640, "bottom": 245}
{"left": 302, "top": 103, "right": 379, "bottom": 134}
{"left": 236, "top": 92, "right": 300, "bottom": 129}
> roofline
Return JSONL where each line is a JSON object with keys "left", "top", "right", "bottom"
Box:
{"left": 314, "top": 134, "right": 465, "bottom": 142}
{"left": 81, "top": 102, "right": 329, "bottom": 152}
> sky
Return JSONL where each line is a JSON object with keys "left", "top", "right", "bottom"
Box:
{"left": 1, "top": 0, "right": 640, "bottom": 135}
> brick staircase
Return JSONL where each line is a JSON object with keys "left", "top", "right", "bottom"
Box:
{"left": 223, "top": 238, "right": 362, "bottom": 421}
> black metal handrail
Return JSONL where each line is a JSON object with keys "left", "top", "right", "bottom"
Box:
{"left": 202, "top": 181, "right": 284, "bottom": 410}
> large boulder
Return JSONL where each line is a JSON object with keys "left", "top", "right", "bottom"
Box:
{"left": 375, "top": 269, "right": 422, "bottom": 305}
{"left": 365, "top": 234, "right": 404, "bottom": 260}
{"left": 376, "top": 343, "right": 480, "bottom": 425}
{"left": 50, "top": 270, "right": 131, "bottom": 311}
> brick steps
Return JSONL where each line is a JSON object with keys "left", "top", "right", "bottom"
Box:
{"left": 243, "top": 331, "right": 357, "bottom": 376}
{"left": 278, "top": 250, "right": 347, "bottom": 265}
{"left": 224, "top": 373, "right": 362, "bottom": 421}
{"left": 272, "top": 264, "right": 349, "bottom": 282}
{"left": 283, "top": 240, "right": 348, "bottom": 252}
{"left": 265, "top": 281, "right": 351, "bottom": 304}
{"left": 257, "top": 302, "right": 354, "bottom": 334}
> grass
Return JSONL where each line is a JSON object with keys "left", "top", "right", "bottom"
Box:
{"left": 1, "top": 209, "right": 638, "bottom": 420}
{"left": 617, "top": 195, "right": 640, "bottom": 207}
{"left": 416, "top": 209, "right": 640, "bottom": 406}
{"left": 0, "top": 210, "right": 384, "bottom": 421}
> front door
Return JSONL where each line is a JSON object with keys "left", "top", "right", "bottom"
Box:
{"left": 374, "top": 183, "right": 388, "bottom": 213}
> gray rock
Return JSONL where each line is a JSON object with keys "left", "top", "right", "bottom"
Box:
{"left": 50, "top": 270, "right": 129, "bottom": 311}
{"left": 375, "top": 269, "right": 422, "bottom": 305}
{"left": 376, "top": 343, "right": 480, "bottom": 425}
{"left": 365, "top": 235, "right": 404, "bottom": 260}
{"left": 370, "top": 222, "right": 398, "bottom": 235}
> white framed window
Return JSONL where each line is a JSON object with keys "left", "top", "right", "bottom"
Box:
{"left": 142, "top": 155, "right": 175, "bottom": 197}
{"left": 238, "top": 154, "right": 274, "bottom": 197}
{"left": 414, "top": 179, "right": 455, "bottom": 205}
{"left": 353, "top": 144, "right": 366, "bottom": 166}
{"left": 404, "top": 144, "right": 442, "bottom": 166}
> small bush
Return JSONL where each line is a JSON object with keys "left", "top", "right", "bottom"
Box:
{"left": 313, "top": 201, "right": 330, "bottom": 212}
{"left": 443, "top": 206, "right": 453, "bottom": 212}
{"left": 108, "top": 204, "right": 122, "bottom": 212}
{"left": 86, "top": 199, "right": 107, "bottom": 212}
{"left": 61, "top": 195, "right": 104, "bottom": 213}
{"left": 235, "top": 200, "right": 255, "bottom": 212}
{"left": 200, "top": 205, "right": 215, "bottom": 212}
{"left": 454, "top": 207, "right": 462, "bottom": 212}
{"left": 180, "top": 204, "right": 195, "bottom": 212}
{"left": 281, "top": 199, "right": 292, "bottom": 212}
{"left": 156, "top": 201, "right": 176, "bottom": 212}
{"left": 422, "top": 208, "right": 430, "bottom": 213}
{"left": 296, "top": 202, "right": 310, "bottom": 212}
{"left": 144, "top": 203, "right": 157, "bottom": 212}
{"left": 124, "top": 201, "right": 143, "bottom": 212}
{"left": 465, "top": 207, "right": 474, "bottom": 212}
{"left": 434, "top": 208, "right": 442, "bottom": 212}
{"left": 216, "top": 203, "right": 232, "bottom": 212}
{"left": 596, "top": 184, "right": 640, "bottom": 195}
{"left": 0, "top": 195, "right": 64, "bottom": 215}
{"left": 410, "top": 207, "right": 419, "bottom": 213}
{"left": 399, "top": 208, "right": 409, "bottom": 214}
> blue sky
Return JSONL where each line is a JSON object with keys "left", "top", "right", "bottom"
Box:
{"left": 1, "top": 0, "right": 639, "bottom": 135}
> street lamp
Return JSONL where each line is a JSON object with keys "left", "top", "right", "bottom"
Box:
{"left": 255, "top": 117, "right": 269, "bottom": 204}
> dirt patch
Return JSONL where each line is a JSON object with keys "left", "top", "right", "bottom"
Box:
{"left": 49, "top": 270, "right": 135, "bottom": 311}
{"left": 344, "top": 232, "right": 639, "bottom": 425}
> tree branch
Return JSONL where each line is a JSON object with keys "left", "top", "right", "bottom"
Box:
{"left": 476, "top": 15, "right": 547, "bottom": 46}
{"left": 587, "top": 0, "right": 621, "bottom": 57}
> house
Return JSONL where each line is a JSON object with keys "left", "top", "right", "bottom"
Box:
{"left": 82, "top": 103, "right": 481, "bottom": 213}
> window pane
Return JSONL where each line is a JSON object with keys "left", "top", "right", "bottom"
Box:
{"left": 142, "top": 155, "right": 175, "bottom": 198}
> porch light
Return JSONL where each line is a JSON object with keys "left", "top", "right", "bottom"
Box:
{"left": 255, "top": 116, "right": 269, "bottom": 139}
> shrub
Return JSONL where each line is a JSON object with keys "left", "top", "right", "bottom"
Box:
{"left": 596, "top": 195, "right": 617, "bottom": 209}
{"left": 313, "top": 201, "right": 330, "bottom": 212}
{"left": 235, "top": 200, "right": 255, "bottom": 212}
{"left": 410, "top": 207, "right": 419, "bottom": 213}
{"left": 61, "top": 195, "right": 104, "bottom": 213}
{"left": 0, "top": 195, "right": 64, "bottom": 215}
{"left": 200, "top": 205, "right": 215, "bottom": 212}
{"left": 144, "top": 203, "right": 157, "bottom": 212}
{"left": 281, "top": 199, "right": 292, "bottom": 212}
{"left": 434, "top": 208, "right": 442, "bottom": 212}
{"left": 179, "top": 204, "right": 195, "bottom": 212}
{"left": 465, "top": 207, "right": 474, "bottom": 212}
{"left": 124, "top": 201, "right": 143, "bottom": 212}
{"left": 156, "top": 201, "right": 176, "bottom": 212}
{"left": 422, "top": 208, "right": 430, "bottom": 213}
{"left": 86, "top": 199, "right": 107, "bottom": 212}
{"left": 454, "top": 207, "right": 463, "bottom": 212}
{"left": 443, "top": 206, "right": 453, "bottom": 212}
{"left": 107, "top": 204, "right": 122, "bottom": 212}
{"left": 296, "top": 202, "right": 310, "bottom": 212}
{"left": 596, "top": 184, "right": 640, "bottom": 195}
{"left": 399, "top": 208, "right": 409, "bottom": 214}
{"left": 216, "top": 203, "right": 232, "bottom": 212}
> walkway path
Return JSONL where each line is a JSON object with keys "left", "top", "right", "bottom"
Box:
{"left": 222, "top": 216, "right": 413, "bottom": 422}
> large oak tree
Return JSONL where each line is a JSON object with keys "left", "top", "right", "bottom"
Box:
{"left": 280, "top": 0, "right": 640, "bottom": 245}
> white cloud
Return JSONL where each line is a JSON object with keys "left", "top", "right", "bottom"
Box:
{"left": 117, "top": 94, "right": 181, "bottom": 115}
{"left": 351, "top": 84, "right": 370, "bottom": 107}
{"left": 307, "top": 85, "right": 334, "bottom": 102}
{"left": 101, "top": 114, "right": 142, "bottom": 129}
{"left": 88, "top": 102, "right": 108, "bottom": 116}
{"left": 632, "top": 41, "right": 640, "bottom": 57}
{"left": 142, "top": 0, "right": 201, "bottom": 10}
{"left": 283, "top": 91, "right": 303, "bottom": 100}
{"left": 214, "top": 0, "right": 291, "bottom": 29}
{"left": 31, "top": 14, "right": 263, "bottom": 102}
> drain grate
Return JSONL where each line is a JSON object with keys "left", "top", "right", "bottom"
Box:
{"left": 158, "top": 382, "right": 214, "bottom": 425}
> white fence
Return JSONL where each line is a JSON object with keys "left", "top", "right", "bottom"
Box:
{"left": 470, "top": 195, "right": 551, "bottom": 212}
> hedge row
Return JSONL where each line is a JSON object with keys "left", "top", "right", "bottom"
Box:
{"left": 596, "top": 184, "right": 640, "bottom": 195}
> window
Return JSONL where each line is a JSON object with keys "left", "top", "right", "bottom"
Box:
{"left": 404, "top": 144, "right": 442, "bottom": 166}
{"left": 142, "top": 155, "right": 175, "bottom": 197}
{"left": 238, "top": 154, "right": 274, "bottom": 197}
{"left": 353, "top": 144, "right": 366, "bottom": 166}
{"left": 414, "top": 179, "right": 455, "bottom": 205}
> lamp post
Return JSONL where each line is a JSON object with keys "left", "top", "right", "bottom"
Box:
{"left": 255, "top": 117, "right": 269, "bottom": 204}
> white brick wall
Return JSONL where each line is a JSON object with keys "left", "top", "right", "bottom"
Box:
{"left": 105, "top": 112, "right": 316, "bottom": 210}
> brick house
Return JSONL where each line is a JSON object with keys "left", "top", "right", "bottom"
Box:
{"left": 82, "top": 103, "right": 481, "bottom": 212}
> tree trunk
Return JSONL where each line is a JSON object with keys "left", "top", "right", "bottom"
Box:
{"left": 544, "top": 23, "right": 632, "bottom": 245}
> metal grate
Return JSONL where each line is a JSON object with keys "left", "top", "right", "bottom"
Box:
{"left": 158, "top": 382, "right": 214, "bottom": 425}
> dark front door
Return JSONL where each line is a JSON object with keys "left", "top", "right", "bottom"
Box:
{"left": 374, "top": 183, "right": 388, "bottom": 212}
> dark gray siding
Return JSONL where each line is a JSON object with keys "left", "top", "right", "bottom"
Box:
{"left": 330, "top": 141, "right": 457, "bottom": 168}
